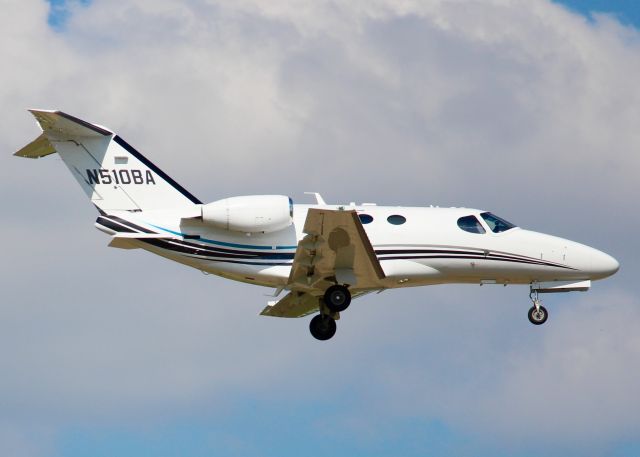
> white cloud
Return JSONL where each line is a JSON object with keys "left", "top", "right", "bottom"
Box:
{"left": 1, "top": 0, "right": 639, "bottom": 455}
{"left": 349, "top": 288, "right": 640, "bottom": 453}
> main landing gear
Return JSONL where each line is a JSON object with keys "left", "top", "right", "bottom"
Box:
{"left": 528, "top": 289, "right": 548, "bottom": 325}
{"left": 309, "top": 284, "right": 351, "bottom": 341}
{"left": 324, "top": 284, "right": 351, "bottom": 312}
{"left": 309, "top": 314, "right": 337, "bottom": 340}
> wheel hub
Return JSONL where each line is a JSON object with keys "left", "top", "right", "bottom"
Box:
{"left": 330, "top": 291, "right": 346, "bottom": 305}
{"left": 323, "top": 285, "right": 352, "bottom": 313}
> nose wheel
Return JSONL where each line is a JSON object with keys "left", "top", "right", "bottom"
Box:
{"left": 528, "top": 304, "right": 548, "bottom": 325}
{"left": 528, "top": 289, "right": 548, "bottom": 325}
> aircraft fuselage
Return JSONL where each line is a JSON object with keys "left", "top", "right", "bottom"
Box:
{"left": 96, "top": 204, "right": 619, "bottom": 291}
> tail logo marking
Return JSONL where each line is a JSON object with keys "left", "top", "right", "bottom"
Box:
{"left": 86, "top": 169, "right": 156, "bottom": 186}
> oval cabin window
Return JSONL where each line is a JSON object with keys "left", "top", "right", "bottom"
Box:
{"left": 359, "top": 214, "right": 374, "bottom": 224}
{"left": 387, "top": 215, "right": 406, "bottom": 225}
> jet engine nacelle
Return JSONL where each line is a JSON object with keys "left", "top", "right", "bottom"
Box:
{"left": 201, "top": 195, "right": 293, "bottom": 233}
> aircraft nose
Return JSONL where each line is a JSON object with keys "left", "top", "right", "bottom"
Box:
{"left": 583, "top": 247, "right": 620, "bottom": 279}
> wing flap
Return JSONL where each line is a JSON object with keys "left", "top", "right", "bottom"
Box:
{"left": 260, "top": 291, "right": 319, "bottom": 318}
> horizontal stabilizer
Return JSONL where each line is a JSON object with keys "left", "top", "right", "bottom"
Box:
{"left": 14, "top": 132, "right": 56, "bottom": 159}
{"left": 15, "top": 110, "right": 111, "bottom": 159}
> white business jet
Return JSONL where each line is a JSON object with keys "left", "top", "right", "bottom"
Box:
{"left": 15, "top": 110, "right": 619, "bottom": 340}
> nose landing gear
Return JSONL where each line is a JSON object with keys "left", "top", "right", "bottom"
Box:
{"left": 528, "top": 289, "right": 548, "bottom": 325}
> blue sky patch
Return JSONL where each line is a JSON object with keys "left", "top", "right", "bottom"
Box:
{"left": 554, "top": 0, "right": 640, "bottom": 28}
{"left": 46, "top": 1, "right": 640, "bottom": 32}
{"left": 47, "top": 0, "right": 91, "bottom": 30}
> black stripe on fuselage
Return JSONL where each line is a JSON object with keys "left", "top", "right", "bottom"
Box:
{"left": 103, "top": 215, "right": 155, "bottom": 234}
{"left": 142, "top": 237, "right": 295, "bottom": 261}
{"left": 377, "top": 248, "right": 537, "bottom": 262}
{"left": 140, "top": 238, "right": 293, "bottom": 266}
{"left": 96, "top": 215, "right": 152, "bottom": 234}
{"left": 113, "top": 135, "right": 202, "bottom": 205}
{"left": 96, "top": 216, "right": 136, "bottom": 233}
{"left": 377, "top": 254, "right": 574, "bottom": 269}
{"left": 376, "top": 248, "right": 572, "bottom": 269}
{"left": 98, "top": 215, "right": 296, "bottom": 259}
{"left": 173, "top": 238, "right": 295, "bottom": 258}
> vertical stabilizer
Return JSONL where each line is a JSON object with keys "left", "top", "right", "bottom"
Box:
{"left": 15, "top": 110, "right": 201, "bottom": 212}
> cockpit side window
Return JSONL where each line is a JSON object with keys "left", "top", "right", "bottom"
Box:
{"left": 457, "top": 215, "right": 486, "bottom": 234}
{"left": 480, "top": 212, "right": 516, "bottom": 233}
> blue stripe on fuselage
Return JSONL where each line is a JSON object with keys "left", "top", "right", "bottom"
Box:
{"left": 147, "top": 224, "right": 297, "bottom": 251}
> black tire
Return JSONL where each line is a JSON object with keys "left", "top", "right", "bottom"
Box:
{"left": 323, "top": 285, "right": 351, "bottom": 313}
{"left": 528, "top": 305, "right": 548, "bottom": 325}
{"left": 309, "top": 314, "right": 337, "bottom": 340}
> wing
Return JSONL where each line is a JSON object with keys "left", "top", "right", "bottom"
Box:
{"left": 288, "top": 208, "right": 385, "bottom": 291}
{"left": 261, "top": 208, "right": 385, "bottom": 318}
{"left": 260, "top": 291, "right": 319, "bottom": 318}
{"left": 260, "top": 289, "right": 377, "bottom": 318}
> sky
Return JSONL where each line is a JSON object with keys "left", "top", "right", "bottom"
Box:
{"left": 1, "top": 0, "right": 640, "bottom": 456}
{"left": 554, "top": 0, "right": 640, "bottom": 27}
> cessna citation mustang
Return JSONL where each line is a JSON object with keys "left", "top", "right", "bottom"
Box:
{"left": 15, "top": 110, "right": 620, "bottom": 340}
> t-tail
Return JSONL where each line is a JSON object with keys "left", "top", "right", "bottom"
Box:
{"left": 14, "top": 110, "right": 201, "bottom": 212}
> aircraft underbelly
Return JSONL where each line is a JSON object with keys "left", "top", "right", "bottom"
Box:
{"left": 138, "top": 242, "right": 290, "bottom": 287}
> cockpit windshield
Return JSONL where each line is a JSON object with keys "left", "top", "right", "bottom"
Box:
{"left": 457, "top": 215, "right": 485, "bottom": 234}
{"left": 480, "top": 212, "right": 517, "bottom": 233}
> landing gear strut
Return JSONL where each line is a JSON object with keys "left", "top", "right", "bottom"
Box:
{"left": 528, "top": 289, "right": 548, "bottom": 325}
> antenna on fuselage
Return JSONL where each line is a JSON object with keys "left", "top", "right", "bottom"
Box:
{"left": 304, "top": 192, "right": 327, "bottom": 205}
